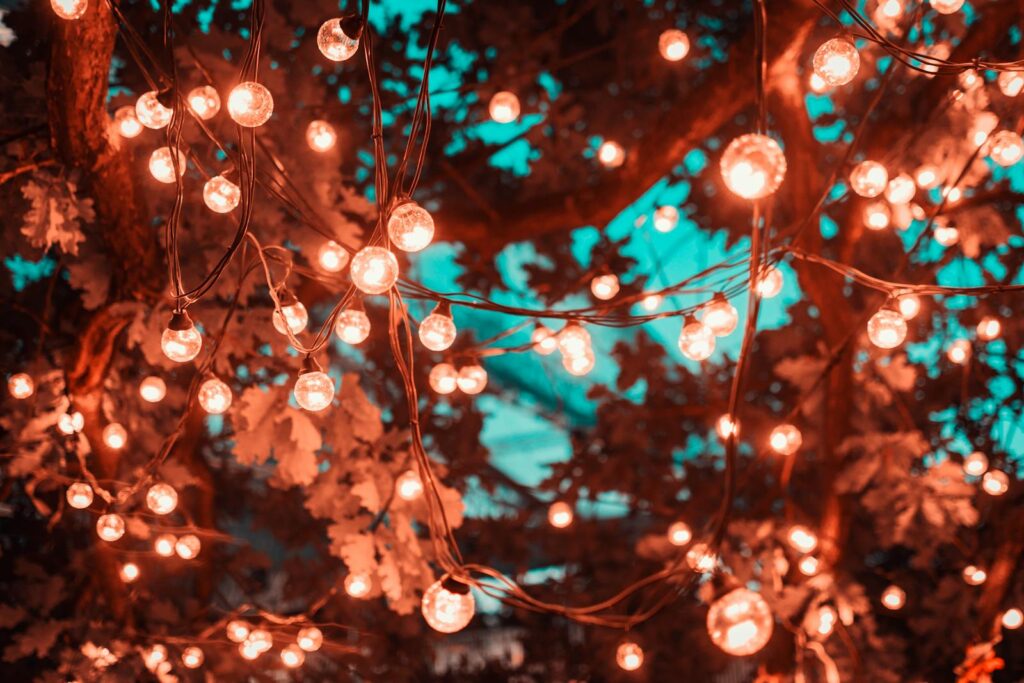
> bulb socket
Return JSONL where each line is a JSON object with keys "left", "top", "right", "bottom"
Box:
{"left": 168, "top": 311, "right": 194, "bottom": 331}
{"left": 441, "top": 576, "right": 471, "bottom": 595}
{"left": 339, "top": 14, "right": 365, "bottom": 40}
{"left": 431, "top": 301, "right": 452, "bottom": 319}
{"left": 278, "top": 289, "right": 299, "bottom": 307}
{"left": 156, "top": 88, "right": 176, "bottom": 109}
{"left": 299, "top": 355, "right": 323, "bottom": 375}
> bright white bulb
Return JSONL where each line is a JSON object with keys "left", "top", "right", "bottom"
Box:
{"left": 318, "top": 240, "right": 350, "bottom": 273}
{"left": 667, "top": 521, "right": 692, "bottom": 546}
{"left": 296, "top": 626, "right": 323, "bottom": 653}
{"left": 345, "top": 573, "right": 372, "bottom": 598}
{"left": 998, "top": 71, "right": 1024, "bottom": 97}
{"left": 96, "top": 513, "right": 125, "bottom": 542}
{"left": 678, "top": 319, "right": 715, "bottom": 361}
{"left": 557, "top": 323, "right": 592, "bottom": 359}
{"left": 947, "top": 339, "right": 971, "bottom": 365}
{"left": 335, "top": 308, "right": 371, "bottom": 345}
{"left": 982, "top": 470, "right": 1009, "bottom": 496}
{"left": 317, "top": 18, "right": 360, "bottom": 61}
{"left": 787, "top": 525, "right": 818, "bottom": 553}
{"left": 227, "top": 82, "right": 274, "bottom": 127}
{"left": 58, "top": 410, "right": 84, "bottom": 434}
{"left": 175, "top": 534, "right": 201, "bottom": 559}
{"left": 548, "top": 501, "right": 574, "bottom": 528}
{"left": 930, "top": 0, "right": 964, "bottom": 14}
{"left": 721, "top": 134, "right": 787, "bottom": 199}
{"left": 187, "top": 85, "right": 221, "bottom": 120}
{"left": 396, "top": 470, "right": 424, "bottom": 501}
{"left": 489, "top": 91, "right": 520, "bottom": 123}
{"left": 351, "top": 246, "right": 399, "bottom": 295}
{"left": 181, "top": 646, "right": 204, "bottom": 669}
{"left": 897, "top": 294, "right": 921, "bottom": 320}
{"left": 590, "top": 274, "right": 619, "bottom": 300}
{"left": 707, "top": 589, "right": 774, "bottom": 655}
{"left": 418, "top": 312, "right": 457, "bottom": 351}
{"left": 272, "top": 301, "right": 309, "bottom": 336}
{"left": 136, "top": 91, "right": 172, "bottom": 129}
{"left": 120, "top": 562, "right": 140, "bottom": 583}
{"left": 51, "top": 0, "right": 88, "bottom": 19}
{"left": 1002, "top": 608, "right": 1024, "bottom": 630}
{"left": 198, "top": 377, "right": 233, "bottom": 414}
{"left": 977, "top": 316, "right": 1001, "bottom": 341}
{"left": 963, "top": 451, "right": 989, "bottom": 477}
{"left": 8, "top": 373, "right": 34, "bottom": 399}
{"left": 864, "top": 201, "right": 891, "bottom": 230}
{"left": 658, "top": 29, "right": 690, "bottom": 61}
{"left": 203, "top": 175, "right": 241, "bottom": 213}
{"left": 562, "top": 349, "right": 596, "bottom": 376}
{"left": 850, "top": 160, "right": 888, "bottom": 198}
{"left": 149, "top": 147, "right": 187, "bottom": 184}
{"left": 531, "top": 325, "right": 558, "bottom": 355}
{"left": 653, "top": 205, "right": 679, "bottom": 232}
{"left": 769, "top": 424, "right": 802, "bottom": 455}
{"left": 597, "top": 141, "right": 625, "bottom": 168}
{"left": 457, "top": 365, "right": 488, "bottom": 394}
{"left": 421, "top": 579, "right": 475, "bottom": 633}
{"left": 281, "top": 644, "right": 305, "bottom": 668}
{"left": 66, "top": 482, "right": 94, "bottom": 509}
{"left": 429, "top": 363, "right": 459, "bottom": 394}
{"left": 161, "top": 317, "right": 203, "bottom": 362}
{"left": 686, "top": 542, "right": 717, "bottom": 572}
{"left": 113, "top": 106, "right": 143, "bottom": 139}
{"left": 306, "top": 120, "right": 338, "bottom": 152}
{"left": 139, "top": 376, "right": 167, "bottom": 403}
{"left": 989, "top": 130, "right": 1024, "bottom": 167}
{"left": 146, "top": 483, "right": 178, "bottom": 515}
{"left": 616, "top": 641, "right": 644, "bottom": 671}
{"left": 885, "top": 174, "right": 916, "bottom": 204}
{"left": 881, "top": 585, "right": 906, "bottom": 610}
{"left": 962, "top": 565, "right": 987, "bottom": 586}
{"left": 154, "top": 533, "right": 176, "bottom": 557}
{"left": 293, "top": 371, "right": 335, "bottom": 412}
{"left": 103, "top": 423, "right": 127, "bottom": 449}
{"left": 388, "top": 202, "right": 435, "bottom": 253}
{"left": 716, "top": 414, "right": 739, "bottom": 440}
{"left": 701, "top": 296, "right": 739, "bottom": 336}
{"left": 813, "top": 38, "right": 860, "bottom": 87}
{"left": 867, "top": 308, "right": 907, "bottom": 349}
{"left": 226, "top": 620, "right": 250, "bottom": 643}
{"left": 756, "top": 266, "right": 784, "bottom": 298}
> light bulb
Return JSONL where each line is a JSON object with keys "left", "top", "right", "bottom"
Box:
{"left": 808, "top": 72, "right": 829, "bottom": 94}
{"left": 1002, "top": 608, "right": 1024, "bottom": 630}
{"left": 317, "top": 18, "right": 360, "bottom": 61}
{"left": 226, "top": 620, "right": 251, "bottom": 643}
{"left": 798, "top": 556, "right": 820, "bottom": 576}
{"left": 769, "top": 424, "right": 802, "bottom": 455}
{"left": 227, "top": 82, "right": 274, "bottom": 127}
{"left": 187, "top": 85, "right": 220, "bottom": 120}
{"left": 345, "top": 573, "right": 372, "bottom": 598}
{"left": 149, "top": 147, "right": 187, "bottom": 184}
{"left": 548, "top": 501, "right": 574, "bottom": 528}
{"left": 143, "top": 645, "right": 168, "bottom": 669}
{"left": 318, "top": 240, "right": 350, "bottom": 273}
{"left": 962, "top": 565, "right": 987, "bottom": 586}
{"left": 181, "top": 646, "right": 204, "bottom": 669}
{"left": 203, "top": 175, "right": 241, "bottom": 213}
{"left": 531, "top": 325, "right": 558, "bottom": 355}
{"left": 350, "top": 246, "right": 399, "bottom": 294}
{"left": 139, "top": 376, "right": 167, "bottom": 403}
{"left": 296, "top": 626, "right": 323, "bottom": 652}
{"left": 396, "top": 470, "right": 423, "bottom": 501}
{"left": 707, "top": 589, "right": 773, "bottom": 655}
{"left": 641, "top": 293, "right": 663, "bottom": 311}
{"left": 959, "top": 69, "right": 981, "bottom": 91}
{"left": 998, "top": 71, "right": 1024, "bottom": 97}
{"left": 877, "top": 0, "right": 904, "bottom": 20}
{"left": 113, "top": 106, "right": 143, "bottom": 139}
{"left": 161, "top": 313, "right": 203, "bottom": 362}
{"left": 334, "top": 308, "right": 371, "bottom": 345}
{"left": 146, "top": 483, "right": 178, "bottom": 515}
{"left": 930, "top": 0, "right": 964, "bottom": 14}
{"left": 812, "top": 37, "right": 860, "bottom": 87}
{"left": 977, "top": 316, "right": 1001, "bottom": 341}
{"left": 982, "top": 470, "right": 1009, "bottom": 496}
{"left": 388, "top": 201, "right": 435, "bottom": 252}
{"left": 562, "top": 349, "right": 596, "bottom": 376}
{"left": 281, "top": 644, "right": 305, "bottom": 668}
{"left": 849, "top": 160, "right": 888, "bottom": 198}
{"left": 653, "top": 205, "right": 679, "bottom": 232}
{"left": 915, "top": 165, "right": 941, "bottom": 189}
{"left": 489, "top": 91, "right": 520, "bottom": 123}
{"left": 881, "top": 585, "right": 906, "bottom": 610}
{"left": 932, "top": 224, "right": 959, "bottom": 247}
{"left": 66, "top": 482, "right": 94, "bottom": 509}
{"left": 272, "top": 299, "right": 309, "bottom": 336}
{"left": 426, "top": 363, "right": 458, "bottom": 395}
{"left": 864, "top": 201, "right": 891, "bottom": 230}
{"left": 419, "top": 309, "right": 457, "bottom": 352}
{"left": 947, "top": 339, "right": 971, "bottom": 364}
{"left": 598, "top": 140, "right": 625, "bottom": 168}
{"left": 293, "top": 370, "right": 335, "bottom": 412}
{"left": 616, "top": 641, "right": 644, "bottom": 671}
{"left": 239, "top": 640, "right": 261, "bottom": 660}
{"left": 701, "top": 295, "right": 739, "bottom": 336}
{"left": 787, "top": 525, "right": 818, "bottom": 553}
{"left": 456, "top": 364, "right": 488, "bottom": 394}
{"left": 8, "top": 373, "right": 34, "bottom": 399}
{"left": 136, "top": 91, "right": 172, "bottom": 129}
{"left": 885, "top": 174, "right": 916, "bottom": 204}
{"left": 590, "top": 274, "right": 620, "bottom": 300}
{"left": 716, "top": 414, "right": 740, "bottom": 440}
{"left": 963, "top": 451, "right": 989, "bottom": 477}
{"left": 198, "top": 377, "right": 232, "bottom": 414}
{"left": 154, "top": 533, "right": 177, "bottom": 557}
{"left": 306, "top": 120, "right": 337, "bottom": 152}
{"left": 720, "top": 134, "right": 787, "bottom": 199}
{"left": 678, "top": 318, "right": 715, "bottom": 361}
{"left": 58, "top": 410, "right": 84, "bottom": 434}
{"left": 989, "top": 131, "right": 1024, "bottom": 167}
{"left": 103, "top": 423, "right": 127, "bottom": 449}
{"left": 421, "top": 578, "right": 475, "bottom": 633}
{"left": 557, "top": 323, "right": 591, "bottom": 358}
{"left": 247, "top": 629, "right": 273, "bottom": 654}
{"left": 96, "top": 513, "right": 125, "bottom": 542}
{"left": 658, "top": 28, "right": 690, "bottom": 61}
{"left": 51, "top": 0, "right": 87, "bottom": 19}
{"left": 175, "top": 534, "right": 201, "bottom": 559}
{"left": 120, "top": 562, "right": 140, "bottom": 583}
{"left": 897, "top": 294, "right": 921, "bottom": 320}
{"left": 686, "top": 543, "right": 717, "bottom": 573}
{"left": 667, "top": 521, "right": 693, "bottom": 546}
{"left": 867, "top": 307, "right": 907, "bottom": 349}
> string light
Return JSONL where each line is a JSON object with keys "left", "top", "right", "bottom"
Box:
{"left": 982, "top": 470, "right": 1009, "bottom": 496}
{"left": 812, "top": 37, "right": 860, "bottom": 87}
{"left": 175, "top": 534, "right": 201, "bottom": 559}
{"left": 658, "top": 29, "right": 690, "bottom": 61}
{"left": 135, "top": 91, "right": 173, "bottom": 129}
{"left": 616, "top": 641, "right": 644, "bottom": 671}
{"left": 96, "top": 513, "right": 126, "bottom": 542}
{"left": 296, "top": 626, "right": 323, "bottom": 652}
{"left": 933, "top": 224, "right": 960, "bottom": 247}
{"left": 488, "top": 91, "right": 520, "bottom": 123}
{"left": 678, "top": 316, "right": 715, "bottom": 361}
{"left": 143, "top": 645, "right": 168, "bottom": 669}
{"left": 66, "top": 482, "right": 94, "bottom": 509}
{"left": 226, "top": 620, "right": 251, "bottom": 643}
{"left": 787, "top": 525, "right": 818, "bottom": 553}
{"left": 864, "top": 201, "right": 891, "bottom": 230}
{"left": 457, "top": 364, "right": 488, "bottom": 394}
{"left": 885, "top": 173, "right": 916, "bottom": 204}
{"left": 963, "top": 451, "right": 989, "bottom": 477}
{"left": 350, "top": 246, "right": 399, "bottom": 294}
{"left": 395, "top": 470, "right": 424, "bottom": 501}
{"left": 102, "top": 423, "right": 127, "bottom": 449}
{"left": 667, "top": 521, "right": 693, "bottom": 546}
{"left": 988, "top": 131, "right": 1024, "bottom": 167}
{"left": 562, "top": 349, "right": 596, "bottom": 376}
{"left": 915, "top": 165, "right": 941, "bottom": 189}
{"left": 345, "top": 573, "right": 372, "bottom": 598}
{"left": 51, "top": 0, "right": 87, "bottom": 20}
{"left": 272, "top": 292, "right": 310, "bottom": 336}
{"left": 428, "top": 363, "right": 459, "bottom": 394}
{"left": 958, "top": 69, "right": 981, "bottom": 91}
{"left": 317, "top": 240, "right": 349, "bottom": 273}
{"left": 120, "top": 562, "right": 140, "bottom": 583}
{"left": 706, "top": 588, "right": 774, "bottom": 656}
{"left": 715, "top": 414, "right": 740, "bottom": 440}
{"left": 720, "top": 134, "right": 787, "bottom": 199}
{"left": 161, "top": 312, "right": 203, "bottom": 363}
{"left": 881, "top": 585, "right": 906, "bottom": 610}
{"left": 810, "top": 605, "right": 838, "bottom": 638}
{"left": 317, "top": 18, "right": 360, "bottom": 62}
{"left": 756, "top": 265, "right": 784, "bottom": 298}
{"left": 139, "top": 376, "right": 167, "bottom": 403}
{"left": 974, "top": 316, "right": 1001, "bottom": 342}
{"left": 849, "top": 160, "right": 888, "bottom": 198}
{"left": 181, "top": 646, "right": 204, "bottom": 669}
{"left": 418, "top": 304, "right": 457, "bottom": 351}
{"left": 686, "top": 543, "right": 717, "bottom": 572}
{"left": 769, "top": 424, "right": 802, "bottom": 455}
{"left": 246, "top": 629, "right": 273, "bottom": 654}
{"left": 187, "top": 85, "right": 220, "bottom": 120}
{"left": 154, "top": 533, "right": 176, "bottom": 557}
{"left": 597, "top": 141, "right": 625, "bottom": 168}
{"left": 700, "top": 294, "right": 739, "bottom": 336}
{"left": 798, "top": 556, "right": 820, "bottom": 576}
{"left": 877, "top": 0, "right": 904, "bottom": 20}
{"left": 929, "top": 0, "right": 965, "bottom": 15}
{"left": 198, "top": 377, "right": 233, "bottom": 414}
{"left": 808, "top": 72, "right": 829, "bottom": 93}
{"left": 867, "top": 305, "right": 907, "bottom": 349}
{"left": 962, "top": 565, "right": 987, "bottom": 586}
{"left": 281, "top": 644, "right": 305, "bottom": 668}
{"left": 998, "top": 71, "right": 1024, "bottom": 97}
{"left": 227, "top": 82, "right": 274, "bottom": 127}
{"left": 531, "top": 324, "right": 558, "bottom": 355}
{"left": 548, "top": 501, "right": 574, "bottom": 528}
{"left": 590, "top": 274, "right": 620, "bottom": 300}
{"left": 653, "top": 205, "right": 679, "bottom": 232}
{"left": 149, "top": 147, "right": 187, "bottom": 184}
{"left": 58, "top": 410, "right": 84, "bottom": 434}
{"left": 146, "top": 483, "right": 178, "bottom": 515}
{"left": 947, "top": 339, "right": 971, "bottom": 365}
{"left": 113, "top": 106, "right": 143, "bottom": 138}
{"left": 306, "top": 120, "right": 338, "bottom": 152}
{"left": 641, "top": 293, "right": 663, "bottom": 311}
{"left": 239, "top": 640, "right": 261, "bottom": 660}
{"left": 202, "top": 175, "right": 241, "bottom": 213}
{"left": 8, "top": 373, "right": 34, "bottom": 399}
{"left": 421, "top": 578, "right": 475, "bottom": 633}
{"left": 1002, "top": 608, "right": 1024, "bottom": 630}
{"left": 293, "top": 365, "right": 336, "bottom": 412}
{"left": 897, "top": 294, "right": 921, "bottom": 320}
{"left": 557, "top": 322, "right": 592, "bottom": 359}
{"left": 334, "top": 306, "right": 371, "bottom": 345}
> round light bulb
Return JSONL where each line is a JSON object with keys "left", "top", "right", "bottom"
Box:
{"left": 96, "top": 513, "right": 125, "bottom": 542}
{"left": 418, "top": 312, "right": 457, "bottom": 351}
{"left": 531, "top": 325, "right": 558, "bottom": 355}
{"left": 296, "top": 626, "right": 323, "bottom": 652}
{"left": 716, "top": 414, "right": 740, "bottom": 440}
{"left": 318, "top": 240, "right": 350, "bottom": 273}
{"left": 306, "top": 120, "right": 338, "bottom": 152}
{"left": 988, "top": 131, "right": 1024, "bottom": 167}
{"left": 963, "top": 451, "right": 989, "bottom": 477}
{"left": 187, "top": 85, "right": 221, "bottom": 120}
{"left": 247, "top": 629, "right": 273, "bottom": 653}
{"left": 808, "top": 72, "right": 829, "bottom": 94}
{"left": 849, "top": 160, "right": 888, "bottom": 198}
{"left": 139, "top": 376, "right": 167, "bottom": 403}
{"left": 8, "top": 373, "right": 34, "bottom": 399}
{"left": 597, "top": 140, "right": 626, "bottom": 168}
{"left": 489, "top": 91, "right": 520, "bottom": 123}
{"left": 930, "top": 0, "right": 965, "bottom": 14}
{"left": 897, "top": 294, "right": 921, "bottom": 320}
{"left": 915, "top": 165, "right": 941, "bottom": 189}
{"left": 998, "top": 71, "right": 1024, "bottom": 97}
{"left": 864, "top": 201, "right": 891, "bottom": 230}
{"left": 686, "top": 542, "right": 717, "bottom": 572}
{"left": 334, "top": 308, "right": 371, "bottom": 345}
{"left": 548, "top": 501, "right": 574, "bottom": 528}
{"left": 878, "top": 0, "right": 904, "bottom": 20}
{"left": 350, "top": 246, "right": 399, "bottom": 295}
{"left": 678, "top": 318, "right": 715, "bottom": 361}
{"left": 720, "top": 134, "right": 787, "bottom": 199}
{"left": 667, "top": 521, "right": 693, "bottom": 546}
{"left": 799, "top": 556, "right": 820, "bottom": 576}
{"left": 590, "top": 274, "right": 619, "bottom": 300}
{"left": 239, "top": 640, "right": 260, "bottom": 660}
{"left": 58, "top": 410, "right": 84, "bottom": 434}
{"left": 881, "top": 584, "right": 906, "bottom": 610}
{"left": 707, "top": 588, "right": 774, "bottom": 656}
{"left": 144, "top": 644, "right": 168, "bottom": 669}
{"left": 701, "top": 296, "right": 739, "bottom": 336}
{"left": 641, "top": 293, "right": 663, "bottom": 311}
{"left": 136, "top": 91, "right": 173, "bottom": 130}
{"left": 653, "top": 205, "right": 679, "bottom": 232}
{"left": 867, "top": 308, "right": 907, "bottom": 349}
{"left": 317, "top": 18, "right": 360, "bottom": 61}
{"left": 769, "top": 424, "right": 803, "bottom": 455}
{"left": 345, "top": 573, "right": 372, "bottom": 598}
{"left": 421, "top": 579, "right": 475, "bottom": 633}
{"left": 103, "top": 422, "right": 127, "bottom": 449}
{"left": 161, "top": 316, "right": 203, "bottom": 363}
{"left": 562, "top": 349, "right": 596, "bottom": 376}
{"left": 154, "top": 533, "right": 177, "bottom": 557}
{"left": 272, "top": 300, "right": 309, "bottom": 336}
{"left": 396, "top": 470, "right": 424, "bottom": 501}
{"left": 146, "top": 483, "right": 178, "bottom": 515}
{"left": 931, "top": 223, "right": 958, "bottom": 248}
{"left": 198, "top": 377, "right": 232, "bottom": 414}
{"left": 203, "top": 175, "right": 241, "bottom": 213}
{"left": 1002, "top": 608, "right": 1024, "bottom": 630}
{"left": 429, "top": 363, "right": 459, "bottom": 394}
{"left": 456, "top": 365, "right": 488, "bottom": 394}
{"left": 557, "top": 323, "right": 591, "bottom": 359}
{"left": 175, "top": 534, "right": 201, "bottom": 559}
{"left": 963, "top": 565, "right": 987, "bottom": 586}
{"left": 227, "top": 81, "right": 274, "bottom": 127}
{"left": 149, "top": 147, "right": 187, "bottom": 184}
{"left": 113, "top": 106, "right": 143, "bottom": 139}
{"left": 616, "top": 641, "right": 644, "bottom": 671}
{"left": 181, "top": 646, "right": 204, "bottom": 669}
{"left": 293, "top": 371, "right": 335, "bottom": 412}
{"left": 787, "top": 525, "right": 818, "bottom": 553}
{"left": 812, "top": 37, "right": 860, "bottom": 87}
{"left": 947, "top": 339, "right": 971, "bottom": 365}
{"left": 976, "top": 316, "right": 1002, "bottom": 341}
{"left": 387, "top": 201, "right": 435, "bottom": 253}
{"left": 51, "top": 0, "right": 88, "bottom": 19}
{"left": 885, "top": 174, "right": 916, "bottom": 204}
{"left": 658, "top": 28, "right": 690, "bottom": 61}
{"left": 982, "top": 470, "right": 1009, "bottom": 496}
{"left": 226, "top": 620, "right": 251, "bottom": 643}
{"left": 66, "top": 482, "right": 94, "bottom": 509}
{"left": 120, "top": 562, "right": 140, "bottom": 583}
{"left": 281, "top": 644, "right": 305, "bottom": 668}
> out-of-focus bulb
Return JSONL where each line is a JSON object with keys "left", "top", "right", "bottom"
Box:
{"left": 616, "top": 641, "right": 644, "bottom": 671}
{"left": 149, "top": 147, "right": 187, "bottom": 184}
{"left": 716, "top": 414, "right": 740, "bottom": 440}
{"left": 590, "top": 274, "right": 620, "bottom": 300}
{"left": 296, "top": 626, "right": 323, "bottom": 652}
{"left": 8, "top": 373, "right": 34, "bottom": 399}
{"left": 850, "top": 160, "right": 888, "bottom": 198}
{"left": 396, "top": 470, "right": 424, "bottom": 501}
{"left": 318, "top": 241, "right": 349, "bottom": 273}
{"left": 154, "top": 533, "right": 176, "bottom": 557}
{"left": 977, "top": 316, "right": 1001, "bottom": 341}
{"left": 962, "top": 565, "right": 987, "bottom": 586}
{"left": 531, "top": 325, "right": 558, "bottom": 355}
{"left": 932, "top": 224, "right": 959, "bottom": 247}
{"left": 798, "top": 556, "right": 820, "bottom": 576}
{"left": 114, "top": 106, "right": 143, "bottom": 139}
{"left": 239, "top": 640, "right": 261, "bottom": 660}
{"left": 175, "top": 534, "right": 201, "bottom": 559}
{"left": 720, "top": 134, "right": 787, "bottom": 199}
{"left": 146, "top": 483, "right": 178, "bottom": 515}
{"left": 421, "top": 578, "right": 475, "bottom": 633}
{"left": 181, "top": 646, "right": 204, "bottom": 669}
{"left": 947, "top": 339, "right": 971, "bottom": 364}
{"left": 885, "top": 174, "right": 916, "bottom": 204}
{"left": 96, "top": 513, "right": 125, "bottom": 542}
{"left": 351, "top": 246, "right": 399, "bottom": 295}
{"left": 881, "top": 585, "right": 906, "bottom": 610}
{"left": 345, "top": 573, "right": 371, "bottom": 598}
{"left": 281, "top": 644, "right": 305, "bottom": 668}
{"left": 66, "top": 482, "right": 94, "bottom": 509}
{"left": 103, "top": 423, "right": 127, "bottom": 449}
{"left": 306, "top": 120, "right": 337, "bottom": 152}
{"left": 998, "top": 71, "right": 1024, "bottom": 97}
{"left": 667, "top": 521, "right": 692, "bottom": 546}
{"left": 58, "top": 410, "right": 84, "bottom": 435}
{"left": 139, "top": 376, "right": 167, "bottom": 403}
{"left": 598, "top": 140, "right": 625, "bottom": 168}
{"left": 897, "top": 294, "right": 921, "bottom": 320}
{"left": 641, "top": 293, "right": 663, "bottom": 311}
{"left": 756, "top": 265, "right": 784, "bottom": 299}
{"left": 812, "top": 37, "right": 860, "bottom": 87}
{"left": 293, "top": 370, "right": 335, "bottom": 412}
{"left": 51, "top": 0, "right": 88, "bottom": 19}
{"left": 317, "top": 18, "right": 360, "bottom": 61}
{"left": 203, "top": 175, "right": 241, "bottom": 213}
{"left": 878, "top": 0, "right": 904, "bottom": 19}
{"left": 963, "top": 451, "right": 989, "bottom": 477}
{"left": 489, "top": 91, "right": 520, "bottom": 123}
{"left": 701, "top": 294, "right": 739, "bottom": 336}
{"left": 809, "top": 72, "right": 829, "bottom": 94}
{"left": 707, "top": 588, "right": 774, "bottom": 655}
{"left": 769, "top": 424, "right": 802, "bottom": 455}
{"left": 247, "top": 629, "right": 273, "bottom": 654}
{"left": 653, "top": 205, "right": 679, "bottom": 232}
{"left": 678, "top": 317, "right": 715, "bottom": 361}
{"left": 272, "top": 299, "right": 309, "bottom": 336}
{"left": 864, "top": 201, "right": 891, "bottom": 230}
{"left": 143, "top": 645, "right": 168, "bottom": 669}
{"left": 162, "top": 313, "right": 203, "bottom": 363}
{"left": 227, "top": 82, "right": 274, "bottom": 127}
{"left": 915, "top": 165, "right": 941, "bottom": 189}
{"left": 187, "top": 85, "right": 221, "bottom": 120}
{"left": 659, "top": 29, "right": 690, "bottom": 61}
{"left": 388, "top": 200, "right": 438, "bottom": 252}
{"left": 867, "top": 307, "right": 907, "bottom": 349}
{"left": 1002, "top": 608, "right": 1024, "bottom": 630}
{"left": 787, "top": 525, "right": 818, "bottom": 553}
{"left": 198, "top": 377, "right": 232, "bottom": 414}
{"left": 959, "top": 69, "right": 981, "bottom": 91}
{"left": 557, "top": 323, "right": 591, "bottom": 359}
{"left": 419, "top": 308, "right": 457, "bottom": 351}
{"left": 136, "top": 91, "right": 173, "bottom": 129}
{"left": 930, "top": 0, "right": 964, "bottom": 14}
{"left": 335, "top": 308, "right": 371, "bottom": 345}
{"left": 982, "top": 470, "right": 1009, "bottom": 496}
{"left": 686, "top": 542, "right": 717, "bottom": 572}
{"left": 226, "top": 620, "right": 250, "bottom": 643}
{"left": 429, "top": 363, "right": 458, "bottom": 394}
{"left": 120, "top": 562, "right": 140, "bottom": 583}
{"left": 457, "top": 364, "right": 488, "bottom": 394}
{"left": 562, "top": 349, "right": 596, "bottom": 376}
{"left": 548, "top": 501, "right": 574, "bottom": 528}
{"left": 989, "top": 131, "right": 1024, "bottom": 167}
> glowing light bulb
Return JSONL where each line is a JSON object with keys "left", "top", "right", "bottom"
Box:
{"left": 345, "top": 573, "right": 371, "bottom": 598}
{"left": 120, "top": 562, "right": 140, "bottom": 583}
{"left": 548, "top": 501, "right": 574, "bottom": 528}
{"left": 421, "top": 578, "right": 475, "bottom": 633}
{"left": 203, "top": 175, "right": 241, "bottom": 213}
{"left": 988, "top": 130, "right": 1024, "bottom": 167}
{"left": 641, "top": 293, "right": 663, "bottom": 311}
{"left": 153, "top": 533, "right": 176, "bottom": 557}
{"left": 716, "top": 414, "right": 740, "bottom": 440}
{"left": 296, "top": 626, "right": 323, "bottom": 652}
{"left": 103, "top": 423, "right": 127, "bottom": 449}
{"left": 317, "top": 18, "right": 360, "bottom": 61}
{"left": 808, "top": 72, "right": 829, "bottom": 94}
{"left": 306, "top": 120, "right": 337, "bottom": 152}
{"left": 51, "top": 0, "right": 87, "bottom": 19}
{"left": 897, "top": 294, "right": 921, "bottom": 320}
{"left": 198, "top": 377, "right": 232, "bottom": 414}
{"left": 707, "top": 588, "right": 774, "bottom": 655}
{"left": 701, "top": 294, "right": 739, "bottom": 336}
{"left": 58, "top": 410, "right": 84, "bottom": 434}
{"left": 146, "top": 483, "right": 178, "bottom": 515}
{"left": 812, "top": 37, "right": 860, "bottom": 87}
{"left": 429, "top": 363, "right": 458, "bottom": 395}
{"left": 849, "top": 160, "right": 888, "bottom": 198}
{"left": 113, "top": 106, "right": 143, "bottom": 139}
{"left": 66, "top": 482, "right": 94, "bottom": 509}
{"left": 149, "top": 147, "right": 187, "bottom": 184}
{"left": 720, "top": 134, "right": 787, "bottom": 199}
{"left": 187, "top": 85, "right": 220, "bottom": 120}
{"left": 557, "top": 323, "right": 592, "bottom": 359}
{"left": 930, "top": 0, "right": 964, "bottom": 14}
{"left": 1002, "top": 608, "right": 1024, "bottom": 630}
{"left": 143, "top": 645, "right": 168, "bottom": 669}
{"left": 247, "top": 629, "right": 273, "bottom": 654}
{"left": 658, "top": 28, "right": 690, "bottom": 61}
{"left": 959, "top": 69, "right": 981, "bottom": 91}
{"left": 226, "top": 620, "right": 251, "bottom": 643}
{"left": 387, "top": 201, "right": 436, "bottom": 253}
{"left": 161, "top": 312, "right": 203, "bottom": 362}
{"left": 175, "top": 534, "right": 201, "bottom": 559}
{"left": 531, "top": 325, "right": 558, "bottom": 355}
{"left": 350, "top": 246, "right": 399, "bottom": 294}
{"left": 881, "top": 585, "right": 906, "bottom": 610}
{"left": 885, "top": 174, "right": 916, "bottom": 204}
{"left": 962, "top": 565, "right": 987, "bottom": 586}
{"left": 678, "top": 317, "right": 715, "bottom": 361}
{"left": 864, "top": 201, "right": 891, "bottom": 230}
{"left": 598, "top": 140, "right": 626, "bottom": 168}
{"left": 616, "top": 641, "right": 644, "bottom": 671}
{"left": 769, "top": 424, "right": 802, "bottom": 455}
{"left": 181, "top": 646, "right": 204, "bottom": 669}
{"left": 963, "top": 451, "right": 989, "bottom": 477}
{"left": 139, "top": 376, "right": 167, "bottom": 403}
{"left": 811, "top": 605, "right": 838, "bottom": 638}
{"left": 998, "top": 71, "right": 1024, "bottom": 97}
{"left": 757, "top": 265, "right": 784, "bottom": 299}
{"left": 590, "top": 274, "right": 620, "bottom": 300}
{"left": 8, "top": 373, "right": 34, "bottom": 399}
{"left": 867, "top": 307, "right": 907, "bottom": 349}
{"left": 227, "top": 82, "right": 274, "bottom": 127}
{"left": 96, "top": 513, "right": 125, "bottom": 542}
{"left": 787, "top": 525, "right": 818, "bottom": 553}
{"left": 396, "top": 470, "right": 424, "bottom": 501}
{"left": 457, "top": 364, "right": 488, "bottom": 394}
{"left": 947, "top": 339, "right": 971, "bottom": 365}
{"left": 293, "top": 370, "right": 335, "bottom": 412}
{"left": 418, "top": 308, "right": 457, "bottom": 351}
{"left": 239, "top": 640, "right": 260, "bottom": 660}
{"left": 982, "top": 470, "right": 1009, "bottom": 496}
{"left": 272, "top": 298, "right": 309, "bottom": 336}
{"left": 334, "top": 308, "right": 371, "bottom": 345}
{"left": 932, "top": 224, "right": 959, "bottom": 248}
{"left": 489, "top": 91, "right": 520, "bottom": 123}
{"left": 798, "top": 556, "right": 820, "bottom": 576}
{"left": 977, "top": 316, "right": 1001, "bottom": 341}
{"left": 914, "top": 165, "right": 940, "bottom": 189}
{"left": 686, "top": 542, "right": 717, "bottom": 572}
{"left": 878, "top": 0, "right": 904, "bottom": 19}
{"left": 318, "top": 240, "right": 349, "bottom": 273}
{"left": 136, "top": 91, "right": 172, "bottom": 129}
{"left": 667, "top": 521, "right": 693, "bottom": 546}
{"left": 653, "top": 205, "right": 679, "bottom": 232}
{"left": 563, "top": 349, "right": 596, "bottom": 376}
{"left": 281, "top": 644, "right": 305, "bottom": 668}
